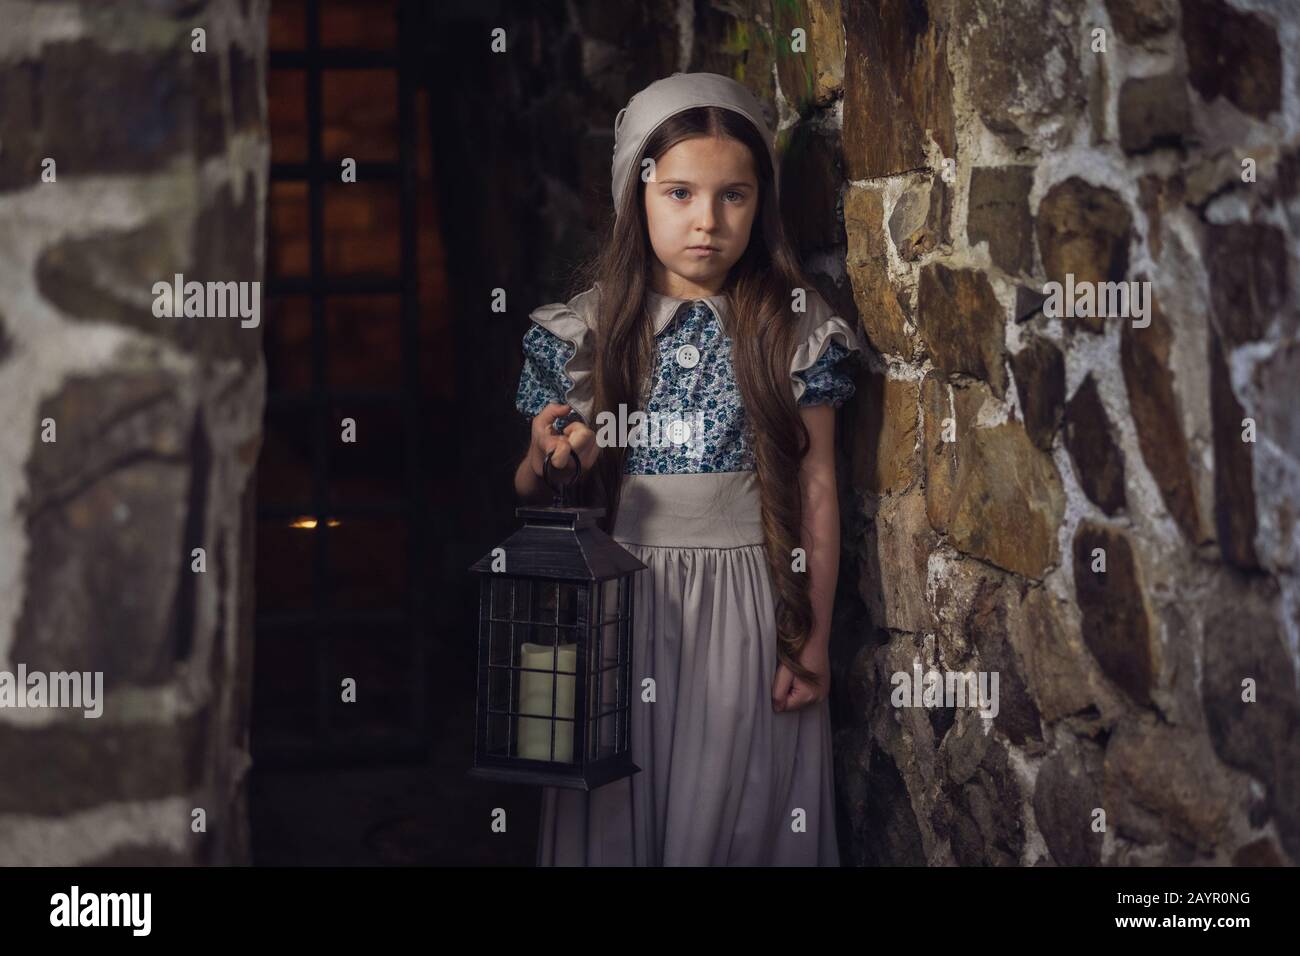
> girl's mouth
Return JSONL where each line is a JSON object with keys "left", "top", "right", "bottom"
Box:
{"left": 687, "top": 246, "right": 719, "bottom": 257}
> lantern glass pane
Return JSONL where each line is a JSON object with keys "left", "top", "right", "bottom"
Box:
{"left": 490, "top": 575, "right": 514, "bottom": 618}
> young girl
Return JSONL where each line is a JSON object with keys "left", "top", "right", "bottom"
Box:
{"left": 512, "top": 72, "right": 861, "bottom": 866}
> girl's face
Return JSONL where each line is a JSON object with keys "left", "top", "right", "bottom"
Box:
{"left": 643, "top": 135, "right": 759, "bottom": 299}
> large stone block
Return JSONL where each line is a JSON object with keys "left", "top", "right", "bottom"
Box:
{"left": 1071, "top": 521, "right": 1155, "bottom": 707}
{"left": 967, "top": 166, "right": 1035, "bottom": 274}
{"left": 1104, "top": 0, "right": 1178, "bottom": 44}
{"left": 915, "top": 263, "right": 1007, "bottom": 398}
{"left": 1201, "top": 589, "right": 1299, "bottom": 860}
{"left": 1007, "top": 584, "right": 1102, "bottom": 724}
{"left": 1181, "top": 0, "right": 1282, "bottom": 120}
{"left": 924, "top": 375, "right": 1065, "bottom": 578}
{"left": 852, "top": 370, "right": 920, "bottom": 496}
{"left": 1010, "top": 334, "right": 1065, "bottom": 452}
{"left": 842, "top": 0, "right": 954, "bottom": 179}
{"left": 1118, "top": 73, "right": 1192, "bottom": 154}
{"left": 1104, "top": 714, "right": 1235, "bottom": 854}
{"left": 1033, "top": 745, "right": 1104, "bottom": 865}
{"left": 1120, "top": 295, "right": 1203, "bottom": 543}
{"left": 14, "top": 370, "right": 198, "bottom": 685}
{"left": 1208, "top": 330, "right": 1260, "bottom": 570}
{"left": 844, "top": 186, "right": 913, "bottom": 357}
{"left": 860, "top": 488, "right": 936, "bottom": 634}
{"left": 1203, "top": 222, "right": 1290, "bottom": 348}
{"left": 889, "top": 174, "right": 952, "bottom": 262}
{"left": 1036, "top": 178, "right": 1133, "bottom": 335}
{"left": 0, "top": 39, "right": 227, "bottom": 192}
{"left": 954, "top": 0, "right": 1084, "bottom": 149}
{"left": 1063, "top": 373, "right": 1128, "bottom": 516}
{"left": 0, "top": 707, "right": 209, "bottom": 816}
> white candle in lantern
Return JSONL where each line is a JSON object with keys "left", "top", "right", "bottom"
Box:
{"left": 518, "top": 642, "right": 578, "bottom": 762}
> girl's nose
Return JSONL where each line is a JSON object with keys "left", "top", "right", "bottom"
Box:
{"left": 696, "top": 200, "right": 718, "bottom": 229}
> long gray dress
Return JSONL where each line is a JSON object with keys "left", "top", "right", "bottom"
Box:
{"left": 515, "top": 287, "right": 859, "bottom": 866}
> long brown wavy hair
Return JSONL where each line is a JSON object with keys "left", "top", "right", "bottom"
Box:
{"left": 564, "top": 106, "right": 827, "bottom": 687}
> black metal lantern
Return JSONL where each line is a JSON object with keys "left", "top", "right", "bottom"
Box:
{"left": 467, "top": 450, "right": 646, "bottom": 789}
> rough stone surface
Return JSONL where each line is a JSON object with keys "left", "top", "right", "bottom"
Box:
{"left": 1010, "top": 334, "right": 1065, "bottom": 452}
{"left": 0, "top": 709, "right": 209, "bottom": 816}
{"left": 1120, "top": 296, "right": 1202, "bottom": 543}
{"left": 844, "top": 186, "right": 913, "bottom": 357}
{"left": 1118, "top": 73, "right": 1192, "bottom": 154}
{"left": 0, "top": 0, "right": 267, "bottom": 867}
{"left": 36, "top": 179, "right": 263, "bottom": 368}
{"left": 1105, "top": 0, "right": 1178, "bottom": 44}
{"left": 842, "top": 0, "right": 955, "bottom": 179}
{"left": 1072, "top": 522, "right": 1155, "bottom": 707}
{"left": 1181, "top": 0, "right": 1283, "bottom": 120}
{"left": 924, "top": 375, "right": 1065, "bottom": 579}
{"left": 853, "top": 371, "right": 920, "bottom": 496}
{"left": 14, "top": 370, "right": 195, "bottom": 684}
{"left": 967, "top": 166, "right": 1035, "bottom": 274}
{"left": 861, "top": 489, "right": 936, "bottom": 634}
{"left": 1063, "top": 373, "right": 1128, "bottom": 516}
{"left": 1201, "top": 590, "right": 1300, "bottom": 859}
{"left": 1006, "top": 585, "right": 1101, "bottom": 724}
{"left": 825, "top": 0, "right": 1298, "bottom": 866}
{"left": 1209, "top": 330, "right": 1260, "bottom": 570}
{"left": 955, "top": 0, "right": 1084, "bottom": 149}
{"left": 1033, "top": 746, "right": 1105, "bottom": 865}
{"left": 916, "top": 263, "right": 1007, "bottom": 397}
{"left": 0, "top": 40, "right": 228, "bottom": 192}
{"left": 1104, "top": 715, "right": 1235, "bottom": 853}
{"left": 1036, "top": 178, "right": 1134, "bottom": 334}
{"left": 1204, "top": 223, "right": 1290, "bottom": 347}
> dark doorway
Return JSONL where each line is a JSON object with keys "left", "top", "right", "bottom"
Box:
{"left": 249, "top": 0, "right": 535, "bottom": 866}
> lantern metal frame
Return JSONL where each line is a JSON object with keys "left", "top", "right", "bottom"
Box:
{"left": 467, "top": 449, "right": 646, "bottom": 789}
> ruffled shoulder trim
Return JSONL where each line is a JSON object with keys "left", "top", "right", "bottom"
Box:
{"left": 790, "top": 291, "right": 862, "bottom": 403}
{"left": 528, "top": 285, "right": 600, "bottom": 424}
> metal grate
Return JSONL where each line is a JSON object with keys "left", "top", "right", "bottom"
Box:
{"left": 253, "top": 0, "right": 428, "bottom": 768}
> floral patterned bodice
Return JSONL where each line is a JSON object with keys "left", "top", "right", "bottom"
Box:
{"left": 515, "top": 298, "right": 855, "bottom": 475}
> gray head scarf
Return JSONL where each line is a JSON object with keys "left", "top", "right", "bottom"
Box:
{"left": 610, "top": 71, "right": 782, "bottom": 250}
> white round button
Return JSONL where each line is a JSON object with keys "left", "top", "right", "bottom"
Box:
{"left": 666, "top": 420, "right": 692, "bottom": 444}
{"left": 675, "top": 344, "right": 700, "bottom": 369}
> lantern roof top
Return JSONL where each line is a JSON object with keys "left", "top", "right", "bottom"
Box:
{"left": 468, "top": 505, "right": 648, "bottom": 582}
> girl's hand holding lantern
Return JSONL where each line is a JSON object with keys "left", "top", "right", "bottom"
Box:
{"left": 530, "top": 402, "right": 599, "bottom": 481}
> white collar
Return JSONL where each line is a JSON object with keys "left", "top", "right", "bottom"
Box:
{"left": 644, "top": 289, "right": 730, "bottom": 337}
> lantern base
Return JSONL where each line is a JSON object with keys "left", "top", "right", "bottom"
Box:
{"left": 467, "top": 759, "right": 642, "bottom": 791}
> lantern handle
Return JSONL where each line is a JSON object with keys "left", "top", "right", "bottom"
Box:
{"left": 543, "top": 448, "right": 582, "bottom": 507}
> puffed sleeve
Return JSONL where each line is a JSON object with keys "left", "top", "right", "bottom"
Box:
{"left": 514, "top": 324, "right": 577, "bottom": 420}
{"left": 795, "top": 339, "right": 857, "bottom": 408}
{"left": 790, "top": 292, "right": 862, "bottom": 408}
{"left": 513, "top": 290, "right": 599, "bottom": 425}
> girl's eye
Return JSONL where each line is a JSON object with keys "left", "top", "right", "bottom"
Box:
{"left": 669, "top": 188, "right": 746, "bottom": 202}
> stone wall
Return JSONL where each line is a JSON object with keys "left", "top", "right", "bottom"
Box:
{"left": 530, "top": 0, "right": 1298, "bottom": 866}
{"left": 827, "top": 0, "right": 1296, "bottom": 866}
{"left": 0, "top": 0, "right": 268, "bottom": 864}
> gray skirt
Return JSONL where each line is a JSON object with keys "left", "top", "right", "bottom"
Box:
{"left": 536, "top": 470, "right": 841, "bottom": 866}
